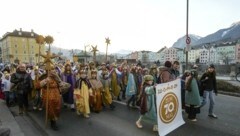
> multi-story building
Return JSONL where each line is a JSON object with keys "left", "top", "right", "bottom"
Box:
{"left": 157, "top": 46, "right": 167, "bottom": 63}
{"left": 164, "top": 47, "right": 177, "bottom": 62}
{"left": 216, "top": 42, "right": 236, "bottom": 64}
{"left": 188, "top": 48, "right": 200, "bottom": 63}
{"left": 199, "top": 47, "right": 209, "bottom": 64}
{"left": 138, "top": 51, "right": 151, "bottom": 63}
{"left": 199, "top": 45, "right": 217, "bottom": 64}
{"left": 176, "top": 48, "right": 185, "bottom": 63}
{"left": 148, "top": 51, "right": 158, "bottom": 62}
{"left": 209, "top": 46, "right": 217, "bottom": 64}
{"left": 235, "top": 40, "right": 240, "bottom": 63}
{"left": 0, "top": 29, "right": 45, "bottom": 64}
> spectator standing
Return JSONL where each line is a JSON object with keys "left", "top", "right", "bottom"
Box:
{"left": 200, "top": 64, "right": 218, "bottom": 119}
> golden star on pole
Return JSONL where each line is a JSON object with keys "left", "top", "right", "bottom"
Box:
{"left": 40, "top": 51, "right": 59, "bottom": 69}
{"left": 105, "top": 37, "right": 111, "bottom": 61}
{"left": 105, "top": 37, "right": 110, "bottom": 45}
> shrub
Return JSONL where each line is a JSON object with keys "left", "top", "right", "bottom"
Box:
{"left": 217, "top": 80, "right": 240, "bottom": 93}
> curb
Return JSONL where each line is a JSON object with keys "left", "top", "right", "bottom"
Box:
{"left": 0, "top": 99, "right": 25, "bottom": 136}
{"left": 218, "top": 91, "right": 240, "bottom": 97}
{"left": 25, "top": 112, "right": 49, "bottom": 136}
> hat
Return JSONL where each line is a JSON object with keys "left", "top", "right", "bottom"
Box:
{"left": 111, "top": 63, "right": 117, "bottom": 68}
{"left": 91, "top": 70, "right": 97, "bottom": 74}
{"left": 89, "top": 61, "right": 95, "bottom": 66}
{"left": 184, "top": 70, "right": 190, "bottom": 74}
{"left": 150, "top": 64, "right": 157, "bottom": 69}
{"left": 143, "top": 68, "right": 149, "bottom": 72}
{"left": 144, "top": 75, "right": 154, "bottom": 82}
{"left": 164, "top": 61, "right": 172, "bottom": 68}
{"left": 209, "top": 64, "right": 215, "bottom": 69}
{"left": 158, "top": 66, "right": 165, "bottom": 70}
{"left": 193, "top": 64, "right": 198, "bottom": 68}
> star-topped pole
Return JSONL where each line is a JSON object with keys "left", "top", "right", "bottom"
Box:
{"left": 91, "top": 45, "right": 99, "bottom": 62}
{"left": 40, "top": 35, "right": 57, "bottom": 127}
{"left": 36, "top": 35, "right": 45, "bottom": 67}
{"left": 105, "top": 37, "right": 111, "bottom": 61}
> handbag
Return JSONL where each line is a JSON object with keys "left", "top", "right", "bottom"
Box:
{"left": 59, "top": 81, "right": 71, "bottom": 94}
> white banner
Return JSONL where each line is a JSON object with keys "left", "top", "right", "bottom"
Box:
{"left": 156, "top": 78, "right": 185, "bottom": 136}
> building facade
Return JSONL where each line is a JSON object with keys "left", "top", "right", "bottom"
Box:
{"left": 0, "top": 29, "right": 45, "bottom": 64}
{"left": 217, "top": 43, "right": 235, "bottom": 64}
{"left": 164, "top": 47, "right": 177, "bottom": 62}
{"left": 235, "top": 40, "right": 240, "bottom": 63}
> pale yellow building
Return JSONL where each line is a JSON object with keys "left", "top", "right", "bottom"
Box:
{"left": 0, "top": 28, "right": 45, "bottom": 64}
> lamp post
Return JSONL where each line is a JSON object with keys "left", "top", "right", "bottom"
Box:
{"left": 84, "top": 44, "right": 90, "bottom": 63}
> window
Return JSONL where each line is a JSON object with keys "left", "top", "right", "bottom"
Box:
{"left": 15, "top": 45, "right": 17, "bottom": 47}
{"left": 15, "top": 50, "right": 17, "bottom": 54}
{"left": 24, "top": 51, "right": 26, "bottom": 54}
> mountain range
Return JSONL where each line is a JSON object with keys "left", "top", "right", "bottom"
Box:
{"left": 51, "top": 21, "right": 240, "bottom": 59}
{"left": 172, "top": 21, "right": 240, "bottom": 49}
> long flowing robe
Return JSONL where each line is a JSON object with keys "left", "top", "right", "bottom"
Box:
{"left": 140, "top": 84, "right": 157, "bottom": 124}
{"left": 126, "top": 73, "right": 137, "bottom": 96}
{"left": 74, "top": 78, "right": 92, "bottom": 115}
{"left": 100, "top": 77, "right": 112, "bottom": 106}
{"left": 38, "top": 77, "right": 61, "bottom": 121}
{"left": 61, "top": 72, "right": 75, "bottom": 104}
{"left": 89, "top": 78, "right": 103, "bottom": 112}
{"left": 110, "top": 70, "right": 121, "bottom": 97}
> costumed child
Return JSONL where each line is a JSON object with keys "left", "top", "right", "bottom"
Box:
{"left": 126, "top": 66, "right": 137, "bottom": 108}
{"left": 61, "top": 63, "right": 76, "bottom": 111}
{"left": 31, "top": 66, "right": 43, "bottom": 111}
{"left": 89, "top": 70, "right": 103, "bottom": 113}
{"left": 74, "top": 69, "right": 92, "bottom": 118}
{"left": 185, "top": 70, "right": 201, "bottom": 121}
{"left": 1, "top": 73, "right": 11, "bottom": 107}
{"left": 136, "top": 75, "right": 158, "bottom": 132}
{"left": 109, "top": 63, "right": 122, "bottom": 101}
{"left": 99, "top": 69, "right": 115, "bottom": 110}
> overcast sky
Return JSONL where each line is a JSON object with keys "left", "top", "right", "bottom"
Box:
{"left": 0, "top": 0, "right": 240, "bottom": 53}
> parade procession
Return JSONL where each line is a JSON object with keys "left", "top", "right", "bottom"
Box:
{"left": 1, "top": 28, "right": 240, "bottom": 136}
{"left": 0, "top": 32, "right": 191, "bottom": 135}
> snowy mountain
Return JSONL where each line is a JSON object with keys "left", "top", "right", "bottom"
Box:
{"left": 172, "top": 34, "right": 202, "bottom": 49}
{"left": 193, "top": 21, "right": 240, "bottom": 47}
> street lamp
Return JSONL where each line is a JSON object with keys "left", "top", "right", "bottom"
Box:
{"left": 84, "top": 44, "right": 90, "bottom": 63}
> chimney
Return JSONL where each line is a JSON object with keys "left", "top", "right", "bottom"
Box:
{"left": 20, "top": 28, "right": 22, "bottom": 32}
{"left": 31, "top": 29, "right": 34, "bottom": 32}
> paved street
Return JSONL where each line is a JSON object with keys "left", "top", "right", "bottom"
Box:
{"left": 8, "top": 94, "right": 240, "bottom": 136}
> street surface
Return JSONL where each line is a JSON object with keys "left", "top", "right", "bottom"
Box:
{"left": 9, "top": 94, "right": 240, "bottom": 136}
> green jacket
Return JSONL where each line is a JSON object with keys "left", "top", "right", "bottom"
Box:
{"left": 185, "top": 78, "right": 201, "bottom": 106}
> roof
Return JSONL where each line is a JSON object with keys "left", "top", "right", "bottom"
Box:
{"left": 0, "top": 29, "right": 39, "bottom": 41}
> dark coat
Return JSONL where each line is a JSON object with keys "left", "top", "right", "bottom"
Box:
{"left": 10, "top": 70, "right": 33, "bottom": 94}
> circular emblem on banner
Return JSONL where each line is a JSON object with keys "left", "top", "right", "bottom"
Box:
{"left": 186, "top": 36, "right": 191, "bottom": 44}
{"left": 159, "top": 92, "right": 179, "bottom": 123}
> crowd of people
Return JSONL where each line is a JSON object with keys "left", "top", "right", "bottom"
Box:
{"left": 0, "top": 60, "right": 218, "bottom": 133}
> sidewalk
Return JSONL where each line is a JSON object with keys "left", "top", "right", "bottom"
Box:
{"left": 0, "top": 99, "right": 25, "bottom": 136}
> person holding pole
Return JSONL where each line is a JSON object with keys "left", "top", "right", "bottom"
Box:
{"left": 37, "top": 65, "right": 62, "bottom": 130}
